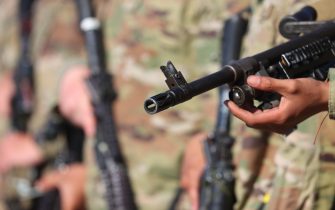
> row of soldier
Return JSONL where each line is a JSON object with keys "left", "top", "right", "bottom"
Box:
{"left": 0, "top": 0, "right": 335, "bottom": 210}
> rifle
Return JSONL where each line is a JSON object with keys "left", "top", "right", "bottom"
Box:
{"left": 5, "top": 0, "right": 35, "bottom": 209}
{"left": 199, "top": 8, "right": 250, "bottom": 210}
{"left": 6, "top": 0, "right": 85, "bottom": 209}
{"left": 144, "top": 15, "right": 335, "bottom": 115}
{"left": 167, "top": 8, "right": 250, "bottom": 210}
{"left": 11, "top": 0, "right": 35, "bottom": 132}
{"left": 75, "top": 0, "right": 138, "bottom": 209}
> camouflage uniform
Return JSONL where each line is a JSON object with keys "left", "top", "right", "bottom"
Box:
{"left": 237, "top": 0, "right": 335, "bottom": 210}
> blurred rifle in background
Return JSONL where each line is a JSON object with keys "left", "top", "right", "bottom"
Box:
{"left": 76, "top": 0, "right": 138, "bottom": 209}
{"left": 11, "top": 0, "right": 35, "bottom": 132}
{"left": 199, "top": 8, "right": 250, "bottom": 210}
{"left": 167, "top": 8, "right": 250, "bottom": 210}
{"left": 5, "top": 0, "right": 36, "bottom": 208}
{"left": 6, "top": 1, "right": 85, "bottom": 209}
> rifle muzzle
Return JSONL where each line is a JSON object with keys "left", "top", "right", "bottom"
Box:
{"left": 144, "top": 91, "right": 177, "bottom": 114}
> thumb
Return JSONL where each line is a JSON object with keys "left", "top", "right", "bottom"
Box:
{"left": 247, "top": 76, "right": 292, "bottom": 95}
{"left": 35, "top": 172, "right": 60, "bottom": 192}
{"left": 189, "top": 188, "right": 199, "bottom": 210}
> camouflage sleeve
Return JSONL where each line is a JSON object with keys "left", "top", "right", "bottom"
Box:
{"left": 328, "top": 69, "right": 335, "bottom": 119}
{"left": 38, "top": 135, "right": 66, "bottom": 160}
{"left": 0, "top": 0, "right": 19, "bottom": 75}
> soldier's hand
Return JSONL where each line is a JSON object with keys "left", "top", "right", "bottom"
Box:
{"left": 35, "top": 164, "right": 86, "bottom": 210}
{"left": 226, "top": 76, "right": 329, "bottom": 134}
{"left": 180, "top": 133, "right": 206, "bottom": 210}
{"left": 0, "top": 73, "right": 15, "bottom": 117}
{"left": 0, "top": 132, "right": 43, "bottom": 173}
{"left": 59, "top": 66, "right": 96, "bottom": 137}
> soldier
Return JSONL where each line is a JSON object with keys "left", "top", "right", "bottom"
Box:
{"left": 226, "top": 0, "right": 335, "bottom": 210}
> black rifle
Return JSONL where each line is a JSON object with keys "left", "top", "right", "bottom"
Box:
{"left": 11, "top": 0, "right": 35, "bottom": 132}
{"left": 5, "top": 0, "right": 35, "bottom": 209}
{"left": 75, "top": 0, "right": 138, "bottom": 209}
{"left": 144, "top": 19, "right": 335, "bottom": 114}
{"left": 199, "top": 8, "right": 250, "bottom": 210}
{"left": 167, "top": 8, "right": 250, "bottom": 210}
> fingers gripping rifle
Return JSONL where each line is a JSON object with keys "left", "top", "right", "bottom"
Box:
{"left": 75, "top": 0, "right": 138, "bottom": 209}
{"left": 5, "top": 106, "right": 84, "bottom": 210}
{"left": 28, "top": 108, "right": 68, "bottom": 210}
{"left": 5, "top": 107, "right": 85, "bottom": 210}
{"left": 11, "top": 0, "right": 35, "bottom": 132}
{"left": 30, "top": 107, "right": 85, "bottom": 210}
{"left": 144, "top": 19, "right": 335, "bottom": 114}
{"left": 199, "top": 8, "right": 250, "bottom": 210}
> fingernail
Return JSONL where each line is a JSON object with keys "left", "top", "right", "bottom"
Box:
{"left": 224, "top": 100, "right": 229, "bottom": 106}
{"left": 247, "top": 76, "right": 260, "bottom": 87}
